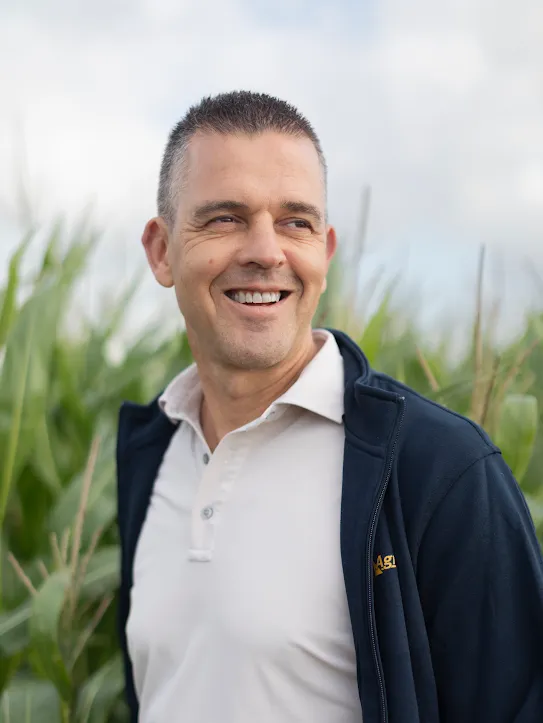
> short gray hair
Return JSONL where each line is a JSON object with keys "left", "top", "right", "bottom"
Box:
{"left": 158, "top": 90, "right": 327, "bottom": 226}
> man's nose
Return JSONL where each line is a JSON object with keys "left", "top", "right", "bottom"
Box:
{"left": 237, "top": 219, "right": 287, "bottom": 269}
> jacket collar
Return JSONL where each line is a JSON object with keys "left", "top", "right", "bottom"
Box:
{"left": 118, "top": 328, "right": 399, "bottom": 454}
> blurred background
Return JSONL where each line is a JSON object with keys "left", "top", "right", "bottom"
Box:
{"left": 2, "top": 0, "right": 543, "bottom": 338}
{"left": 0, "top": 1, "right": 542, "bottom": 721}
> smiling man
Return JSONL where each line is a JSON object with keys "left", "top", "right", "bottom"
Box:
{"left": 116, "top": 91, "right": 543, "bottom": 723}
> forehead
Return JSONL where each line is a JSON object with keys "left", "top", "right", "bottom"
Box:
{"left": 180, "top": 131, "right": 325, "bottom": 209}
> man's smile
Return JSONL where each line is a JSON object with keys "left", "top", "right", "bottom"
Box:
{"left": 222, "top": 288, "right": 293, "bottom": 317}
{"left": 224, "top": 288, "right": 292, "bottom": 304}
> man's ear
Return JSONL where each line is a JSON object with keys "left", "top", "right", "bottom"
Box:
{"left": 325, "top": 225, "right": 337, "bottom": 262}
{"left": 142, "top": 217, "right": 174, "bottom": 288}
{"left": 321, "top": 224, "right": 337, "bottom": 293}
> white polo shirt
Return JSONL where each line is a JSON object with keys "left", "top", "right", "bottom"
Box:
{"left": 126, "top": 329, "right": 361, "bottom": 722}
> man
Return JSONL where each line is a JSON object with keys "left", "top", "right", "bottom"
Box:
{"left": 116, "top": 91, "right": 543, "bottom": 723}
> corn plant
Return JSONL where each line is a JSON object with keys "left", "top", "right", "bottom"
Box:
{"left": 0, "top": 225, "right": 189, "bottom": 721}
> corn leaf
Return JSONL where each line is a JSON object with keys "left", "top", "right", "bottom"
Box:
{"left": 35, "top": 223, "right": 62, "bottom": 282}
{"left": 30, "top": 417, "right": 61, "bottom": 496}
{"left": 0, "top": 277, "right": 68, "bottom": 528}
{"left": 0, "top": 234, "right": 31, "bottom": 350}
{"left": 0, "top": 546, "right": 119, "bottom": 662}
{"left": 495, "top": 394, "right": 539, "bottom": 483}
{"left": 0, "top": 678, "right": 61, "bottom": 723}
{"left": 28, "top": 571, "right": 72, "bottom": 703}
{"left": 0, "top": 601, "right": 31, "bottom": 657}
{"left": 78, "top": 547, "right": 119, "bottom": 601}
{"left": 75, "top": 654, "right": 124, "bottom": 723}
{"left": 359, "top": 291, "right": 392, "bottom": 366}
{"left": 47, "top": 434, "right": 116, "bottom": 550}
{"left": 0, "top": 653, "right": 21, "bottom": 697}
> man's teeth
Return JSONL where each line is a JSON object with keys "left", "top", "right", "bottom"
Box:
{"left": 231, "top": 290, "right": 281, "bottom": 304}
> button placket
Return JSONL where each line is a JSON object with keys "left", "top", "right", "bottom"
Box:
{"left": 189, "top": 445, "right": 218, "bottom": 558}
{"left": 189, "top": 433, "right": 250, "bottom": 561}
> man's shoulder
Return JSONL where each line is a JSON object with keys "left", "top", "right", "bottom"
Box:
{"left": 330, "top": 327, "right": 498, "bottom": 464}
{"left": 363, "top": 370, "right": 504, "bottom": 544}
{"left": 361, "top": 371, "right": 501, "bottom": 522}
{"left": 368, "top": 369, "right": 498, "bottom": 459}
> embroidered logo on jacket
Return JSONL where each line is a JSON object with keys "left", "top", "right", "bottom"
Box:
{"left": 373, "top": 554, "right": 397, "bottom": 576}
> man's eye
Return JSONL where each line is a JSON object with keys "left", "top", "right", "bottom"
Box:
{"left": 209, "top": 215, "right": 237, "bottom": 224}
{"left": 287, "top": 219, "right": 312, "bottom": 230}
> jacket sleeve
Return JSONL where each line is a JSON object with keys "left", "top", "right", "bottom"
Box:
{"left": 417, "top": 450, "right": 543, "bottom": 723}
{"left": 118, "top": 580, "right": 140, "bottom": 723}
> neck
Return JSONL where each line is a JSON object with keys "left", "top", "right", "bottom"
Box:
{"left": 196, "top": 332, "right": 321, "bottom": 450}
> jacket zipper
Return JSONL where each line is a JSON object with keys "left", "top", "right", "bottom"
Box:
{"left": 366, "top": 394, "right": 406, "bottom": 723}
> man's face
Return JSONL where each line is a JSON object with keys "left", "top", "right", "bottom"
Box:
{"left": 150, "top": 131, "right": 336, "bottom": 370}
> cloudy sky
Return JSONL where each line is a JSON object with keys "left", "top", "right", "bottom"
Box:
{"left": 1, "top": 0, "right": 542, "bottom": 337}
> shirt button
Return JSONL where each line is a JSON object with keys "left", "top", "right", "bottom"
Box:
{"left": 203, "top": 453, "right": 210, "bottom": 465}
{"left": 201, "top": 506, "right": 214, "bottom": 520}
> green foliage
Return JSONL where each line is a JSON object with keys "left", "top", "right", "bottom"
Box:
{"left": 0, "top": 226, "right": 541, "bottom": 721}
{"left": 74, "top": 655, "right": 125, "bottom": 723}
{"left": 29, "top": 571, "right": 73, "bottom": 702}
{"left": 0, "top": 225, "right": 182, "bottom": 721}
{"left": 495, "top": 395, "right": 539, "bottom": 483}
{"left": 0, "top": 678, "right": 61, "bottom": 722}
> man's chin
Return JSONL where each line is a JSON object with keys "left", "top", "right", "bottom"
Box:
{"left": 218, "top": 336, "right": 291, "bottom": 371}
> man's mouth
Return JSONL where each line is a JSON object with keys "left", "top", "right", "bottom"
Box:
{"left": 224, "top": 289, "right": 292, "bottom": 306}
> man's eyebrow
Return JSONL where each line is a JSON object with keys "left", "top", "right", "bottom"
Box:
{"left": 191, "top": 199, "right": 324, "bottom": 225}
{"left": 192, "top": 200, "right": 250, "bottom": 223}
{"left": 280, "top": 200, "right": 323, "bottom": 224}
